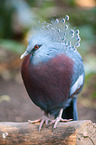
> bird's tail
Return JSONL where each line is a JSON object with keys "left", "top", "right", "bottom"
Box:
{"left": 62, "top": 97, "right": 78, "bottom": 120}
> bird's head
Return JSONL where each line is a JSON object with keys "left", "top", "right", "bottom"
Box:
{"left": 20, "top": 15, "right": 81, "bottom": 60}
{"left": 20, "top": 32, "right": 51, "bottom": 59}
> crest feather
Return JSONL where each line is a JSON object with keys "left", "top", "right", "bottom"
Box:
{"left": 27, "top": 15, "right": 81, "bottom": 51}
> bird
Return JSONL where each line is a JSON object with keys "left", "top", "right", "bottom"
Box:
{"left": 20, "top": 15, "right": 85, "bottom": 131}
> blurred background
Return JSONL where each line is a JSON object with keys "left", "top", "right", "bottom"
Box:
{"left": 0, "top": 0, "right": 96, "bottom": 123}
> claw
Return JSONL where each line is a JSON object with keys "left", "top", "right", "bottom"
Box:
{"left": 49, "top": 108, "right": 72, "bottom": 129}
{"left": 28, "top": 114, "right": 52, "bottom": 131}
{"left": 39, "top": 119, "right": 45, "bottom": 131}
{"left": 28, "top": 109, "right": 72, "bottom": 131}
{"left": 28, "top": 119, "right": 41, "bottom": 124}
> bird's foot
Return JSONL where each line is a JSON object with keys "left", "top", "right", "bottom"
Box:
{"left": 28, "top": 114, "right": 51, "bottom": 131}
{"left": 49, "top": 118, "right": 72, "bottom": 129}
{"left": 49, "top": 108, "right": 72, "bottom": 129}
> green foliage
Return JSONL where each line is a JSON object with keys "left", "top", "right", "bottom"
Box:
{"left": 41, "top": 0, "right": 55, "bottom": 9}
{"left": 84, "top": 74, "right": 96, "bottom": 99}
{"left": 85, "top": 74, "right": 93, "bottom": 86}
{"left": 0, "top": 0, "right": 14, "bottom": 38}
{"left": 64, "top": 0, "right": 76, "bottom": 7}
{"left": 26, "top": 0, "right": 36, "bottom": 7}
{"left": 92, "top": 91, "right": 96, "bottom": 99}
{"left": 84, "top": 56, "right": 96, "bottom": 75}
{"left": 78, "top": 25, "right": 95, "bottom": 56}
{"left": 27, "top": 0, "right": 55, "bottom": 8}
{"left": 0, "top": 39, "right": 26, "bottom": 54}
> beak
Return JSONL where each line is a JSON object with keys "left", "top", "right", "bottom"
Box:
{"left": 20, "top": 51, "right": 29, "bottom": 59}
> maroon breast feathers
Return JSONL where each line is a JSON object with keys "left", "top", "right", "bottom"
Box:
{"left": 21, "top": 54, "right": 74, "bottom": 112}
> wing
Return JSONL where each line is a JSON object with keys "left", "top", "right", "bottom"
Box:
{"left": 66, "top": 49, "right": 85, "bottom": 97}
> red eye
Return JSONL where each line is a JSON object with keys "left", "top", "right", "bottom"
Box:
{"left": 35, "top": 45, "right": 39, "bottom": 49}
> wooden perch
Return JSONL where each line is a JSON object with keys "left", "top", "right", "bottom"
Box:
{"left": 0, "top": 120, "right": 96, "bottom": 145}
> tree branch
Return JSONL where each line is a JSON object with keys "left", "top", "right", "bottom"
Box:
{"left": 0, "top": 120, "right": 96, "bottom": 145}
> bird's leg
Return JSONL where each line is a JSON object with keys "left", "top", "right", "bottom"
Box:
{"left": 28, "top": 112, "right": 52, "bottom": 131}
{"left": 50, "top": 108, "right": 72, "bottom": 129}
{"left": 72, "top": 96, "right": 78, "bottom": 120}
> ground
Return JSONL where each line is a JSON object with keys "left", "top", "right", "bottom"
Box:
{"left": 0, "top": 73, "right": 96, "bottom": 123}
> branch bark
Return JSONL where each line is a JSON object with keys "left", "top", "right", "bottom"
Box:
{"left": 0, "top": 120, "right": 96, "bottom": 145}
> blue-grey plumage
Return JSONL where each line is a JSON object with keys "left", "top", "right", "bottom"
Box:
{"left": 21, "top": 15, "right": 85, "bottom": 130}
